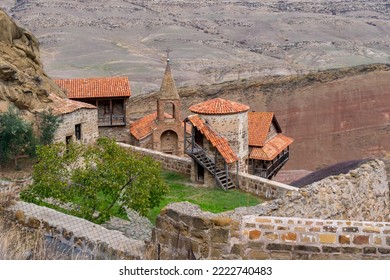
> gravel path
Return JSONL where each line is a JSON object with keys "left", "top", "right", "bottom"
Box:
{"left": 101, "top": 209, "right": 154, "bottom": 241}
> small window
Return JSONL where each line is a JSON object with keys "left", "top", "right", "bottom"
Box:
{"left": 66, "top": 135, "right": 72, "bottom": 145}
{"left": 75, "top": 124, "right": 81, "bottom": 140}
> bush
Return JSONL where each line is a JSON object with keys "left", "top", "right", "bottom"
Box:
{"left": 37, "top": 109, "right": 61, "bottom": 145}
{"left": 0, "top": 106, "right": 36, "bottom": 167}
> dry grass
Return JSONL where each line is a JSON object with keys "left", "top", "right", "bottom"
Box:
{"left": 0, "top": 214, "right": 94, "bottom": 260}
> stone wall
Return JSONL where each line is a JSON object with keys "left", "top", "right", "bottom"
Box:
{"left": 118, "top": 143, "right": 192, "bottom": 176}
{"left": 99, "top": 126, "right": 130, "bottom": 144}
{"left": 54, "top": 108, "right": 99, "bottom": 144}
{"left": 5, "top": 201, "right": 146, "bottom": 260}
{"left": 241, "top": 216, "right": 390, "bottom": 260}
{"left": 271, "top": 160, "right": 390, "bottom": 222}
{"left": 230, "top": 171, "right": 298, "bottom": 199}
{"left": 198, "top": 112, "right": 248, "bottom": 171}
{"left": 146, "top": 203, "right": 390, "bottom": 260}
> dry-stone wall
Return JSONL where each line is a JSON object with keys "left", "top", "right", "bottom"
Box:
{"left": 271, "top": 159, "right": 389, "bottom": 222}
{"left": 146, "top": 159, "right": 390, "bottom": 259}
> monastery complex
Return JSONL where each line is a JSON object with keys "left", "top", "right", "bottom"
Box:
{"left": 54, "top": 59, "right": 293, "bottom": 188}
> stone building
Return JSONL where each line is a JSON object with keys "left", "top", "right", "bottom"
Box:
{"left": 47, "top": 94, "right": 99, "bottom": 144}
{"left": 55, "top": 77, "right": 132, "bottom": 143}
{"left": 130, "top": 60, "right": 184, "bottom": 156}
{"left": 184, "top": 98, "right": 293, "bottom": 189}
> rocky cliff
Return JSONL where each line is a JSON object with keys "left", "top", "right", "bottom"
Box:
{"left": 0, "top": 8, "right": 64, "bottom": 118}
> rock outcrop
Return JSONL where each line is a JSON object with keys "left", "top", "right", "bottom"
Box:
{"left": 0, "top": 8, "right": 64, "bottom": 117}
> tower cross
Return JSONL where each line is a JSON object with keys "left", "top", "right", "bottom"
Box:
{"left": 165, "top": 47, "right": 172, "bottom": 64}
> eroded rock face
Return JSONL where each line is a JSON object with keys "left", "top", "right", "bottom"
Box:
{"left": 0, "top": 8, "right": 64, "bottom": 116}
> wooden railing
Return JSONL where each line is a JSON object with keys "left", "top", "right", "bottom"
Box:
{"left": 98, "top": 114, "right": 126, "bottom": 126}
{"left": 254, "top": 151, "right": 290, "bottom": 179}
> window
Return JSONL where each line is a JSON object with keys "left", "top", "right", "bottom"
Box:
{"left": 75, "top": 124, "right": 81, "bottom": 140}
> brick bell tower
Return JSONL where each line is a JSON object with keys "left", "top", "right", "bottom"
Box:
{"left": 152, "top": 54, "right": 184, "bottom": 156}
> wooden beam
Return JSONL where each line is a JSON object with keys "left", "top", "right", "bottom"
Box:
{"left": 109, "top": 99, "right": 113, "bottom": 126}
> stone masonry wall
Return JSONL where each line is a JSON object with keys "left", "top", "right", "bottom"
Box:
{"left": 99, "top": 126, "right": 130, "bottom": 144}
{"left": 241, "top": 216, "right": 390, "bottom": 260}
{"left": 146, "top": 203, "right": 390, "bottom": 260}
{"left": 118, "top": 143, "right": 192, "bottom": 176}
{"left": 54, "top": 108, "right": 99, "bottom": 144}
{"left": 199, "top": 112, "right": 248, "bottom": 171}
{"left": 272, "top": 159, "right": 390, "bottom": 222}
{"left": 230, "top": 171, "right": 298, "bottom": 199}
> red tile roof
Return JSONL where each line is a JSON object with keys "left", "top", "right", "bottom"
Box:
{"left": 248, "top": 112, "right": 274, "bottom": 147}
{"left": 55, "top": 77, "right": 131, "bottom": 99}
{"left": 48, "top": 93, "right": 96, "bottom": 115}
{"left": 249, "top": 134, "right": 294, "bottom": 161}
{"left": 130, "top": 112, "right": 159, "bottom": 140}
{"left": 187, "top": 115, "right": 238, "bottom": 164}
{"left": 130, "top": 112, "right": 183, "bottom": 140}
{"left": 189, "top": 98, "right": 250, "bottom": 115}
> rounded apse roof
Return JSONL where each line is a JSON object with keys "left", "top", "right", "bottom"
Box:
{"left": 189, "top": 98, "right": 250, "bottom": 115}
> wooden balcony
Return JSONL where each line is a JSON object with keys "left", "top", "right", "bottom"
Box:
{"left": 253, "top": 151, "right": 290, "bottom": 179}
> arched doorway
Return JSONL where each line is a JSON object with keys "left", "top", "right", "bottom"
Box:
{"left": 160, "top": 130, "right": 178, "bottom": 154}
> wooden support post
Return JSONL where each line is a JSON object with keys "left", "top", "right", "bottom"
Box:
{"left": 236, "top": 161, "right": 239, "bottom": 188}
{"left": 109, "top": 99, "right": 113, "bottom": 125}
{"left": 214, "top": 149, "right": 217, "bottom": 186}
{"left": 225, "top": 162, "right": 228, "bottom": 190}
{"left": 191, "top": 126, "right": 195, "bottom": 154}
{"left": 183, "top": 121, "right": 187, "bottom": 154}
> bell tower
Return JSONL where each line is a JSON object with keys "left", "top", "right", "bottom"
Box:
{"left": 153, "top": 51, "right": 184, "bottom": 155}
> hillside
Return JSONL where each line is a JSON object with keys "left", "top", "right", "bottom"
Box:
{"left": 1, "top": 0, "right": 389, "bottom": 94}
{"left": 129, "top": 64, "right": 390, "bottom": 171}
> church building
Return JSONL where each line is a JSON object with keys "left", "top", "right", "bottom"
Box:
{"left": 129, "top": 59, "right": 184, "bottom": 156}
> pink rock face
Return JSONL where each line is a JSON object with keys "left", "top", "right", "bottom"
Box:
{"left": 267, "top": 71, "right": 390, "bottom": 170}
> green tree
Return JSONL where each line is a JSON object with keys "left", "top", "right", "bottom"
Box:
{"left": 0, "top": 106, "right": 36, "bottom": 167}
{"left": 37, "top": 109, "right": 61, "bottom": 145}
{"left": 21, "top": 138, "right": 167, "bottom": 223}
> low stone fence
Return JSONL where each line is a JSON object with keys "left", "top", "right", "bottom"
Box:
{"left": 230, "top": 171, "right": 298, "bottom": 199}
{"left": 5, "top": 201, "right": 146, "bottom": 260}
{"left": 146, "top": 202, "right": 390, "bottom": 260}
{"left": 118, "top": 143, "right": 192, "bottom": 176}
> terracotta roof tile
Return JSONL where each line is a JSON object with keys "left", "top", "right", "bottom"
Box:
{"left": 187, "top": 115, "right": 238, "bottom": 164}
{"left": 48, "top": 93, "right": 96, "bottom": 115}
{"left": 249, "top": 134, "right": 294, "bottom": 161}
{"left": 248, "top": 112, "right": 274, "bottom": 146}
{"left": 55, "top": 77, "right": 131, "bottom": 99}
{"left": 189, "top": 98, "right": 250, "bottom": 115}
{"left": 130, "top": 112, "right": 188, "bottom": 140}
{"left": 130, "top": 112, "right": 159, "bottom": 140}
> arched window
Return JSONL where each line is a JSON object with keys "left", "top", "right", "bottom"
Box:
{"left": 164, "top": 102, "right": 175, "bottom": 118}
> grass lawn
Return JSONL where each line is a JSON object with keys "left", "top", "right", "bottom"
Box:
{"left": 146, "top": 172, "right": 263, "bottom": 224}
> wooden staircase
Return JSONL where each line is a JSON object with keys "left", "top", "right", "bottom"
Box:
{"left": 188, "top": 144, "right": 236, "bottom": 190}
